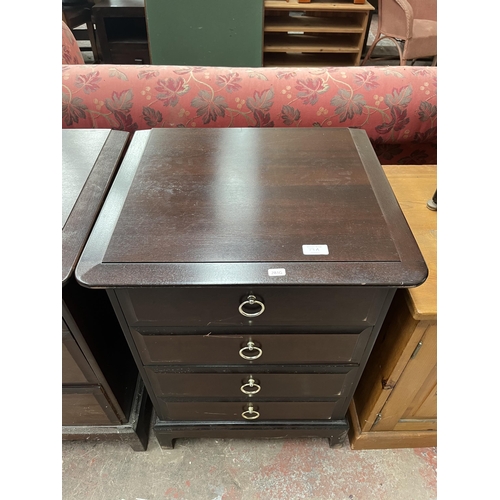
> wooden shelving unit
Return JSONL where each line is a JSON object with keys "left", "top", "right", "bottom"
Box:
{"left": 264, "top": 0, "right": 374, "bottom": 66}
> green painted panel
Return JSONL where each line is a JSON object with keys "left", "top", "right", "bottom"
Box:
{"left": 145, "top": 0, "right": 264, "bottom": 66}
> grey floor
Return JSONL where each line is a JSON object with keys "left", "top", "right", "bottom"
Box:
{"left": 62, "top": 421, "right": 437, "bottom": 500}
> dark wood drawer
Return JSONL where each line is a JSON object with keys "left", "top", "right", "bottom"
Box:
{"left": 156, "top": 400, "right": 346, "bottom": 421}
{"left": 116, "top": 287, "right": 388, "bottom": 328}
{"left": 62, "top": 386, "right": 121, "bottom": 426}
{"left": 146, "top": 369, "right": 358, "bottom": 399}
{"left": 132, "top": 328, "right": 371, "bottom": 366}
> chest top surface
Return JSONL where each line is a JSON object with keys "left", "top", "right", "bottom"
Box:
{"left": 75, "top": 128, "right": 427, "bottom": 288}
{"left": 62, "top": 129, "right": 110, "bottom": 228}
{"left": 62, "top": 129, "right": 129, "bottom": 285}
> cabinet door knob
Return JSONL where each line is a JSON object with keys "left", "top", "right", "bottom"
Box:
{"left": 239, "top": 341, "right": 263, "bottom": 360}
{"left": 238, "top": 294, "right": 265, "bottom": 317}
{"left": 242, "top": 403, "right": 260, "bottom": 420}
{"left": 240, "top": 377, "right": 261, "bottom": 395}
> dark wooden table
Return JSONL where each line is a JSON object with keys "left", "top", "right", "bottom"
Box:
{"left": 62, "top": 129, "right": 152, "bottom": 451}
{"left": 91, "top": 0, "right": 150, "bottom": 64}
{"left": 76, "top": 127, "right": 427, "bottom": 448}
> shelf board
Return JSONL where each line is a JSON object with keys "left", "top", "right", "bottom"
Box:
{"left": 264, "top": 33, "right": 360, "bottom": 53}
{"left": 263, "top": 51, "right": 358, "bottom": 67}
{"left": 264, "top": 14, "right": 364, "bottom": 33}
{"left": 264, "top": 0, "right": 374, "bottom": 12}
{"left": 107, "top": 37, "right": 148, "bottom": 45}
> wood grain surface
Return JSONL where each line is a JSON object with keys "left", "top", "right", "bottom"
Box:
{"left": 76, "top": 128, "right": 427, "bottom": 288}
{"left": 62, "top": 129, "right": 128, "bottom": 284}
{"left": 382, "top": 165, "right": 437, "bottom": 319}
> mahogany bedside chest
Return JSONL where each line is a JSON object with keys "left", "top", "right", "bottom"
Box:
{"left": 62, "top": 129, "right": 152, "bottom": 450}
{"left": 75, "top": 128, "right": 427, "bottom": 449}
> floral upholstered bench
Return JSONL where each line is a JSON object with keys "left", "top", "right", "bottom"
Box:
{"left": 62, "top": 21, "right": 436, "bottom": 165}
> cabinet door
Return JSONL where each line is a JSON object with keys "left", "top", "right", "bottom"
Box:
{"left": 146, "top": 0, "right": 263, "bottom": 66}
{"left": 374, "top": 323, "right": 437, "bottom": 432}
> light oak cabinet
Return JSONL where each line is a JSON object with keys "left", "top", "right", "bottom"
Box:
{"left": 348, "top": 165, "right": 437, "bottom": 449}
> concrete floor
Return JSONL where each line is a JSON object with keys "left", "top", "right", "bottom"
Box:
{"left": 62, "top": 422, "right": 437, "bottom": 500}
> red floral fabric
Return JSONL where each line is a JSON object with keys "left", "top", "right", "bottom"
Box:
{"left": 61, "top": 28, "right": 437, "bottom": 165}
{"left": 62, "top": 21, "right": 84, "bottom": 65}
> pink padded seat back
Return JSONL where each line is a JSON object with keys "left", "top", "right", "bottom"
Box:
{"left": 62, "top": 21, "right": 85, "bottom": 65}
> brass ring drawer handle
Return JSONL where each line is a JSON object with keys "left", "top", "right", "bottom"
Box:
{"left": 238, "top": 295, "right": 265, "bottom": 317}
{"left": 242, "top": 404, "right": 260, "bottom": 420}
{"left": 240, "top": 377, "right": 261, "bottom": 395}
{"left": 239, "top": 341, "right": 263, "bottom": 360}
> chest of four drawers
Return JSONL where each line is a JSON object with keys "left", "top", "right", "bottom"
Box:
{"left": 112, "top": 286, "right": 391, "bottom": 424}
{"left": 76, "top": 127, "right": 427, "bottom": 448}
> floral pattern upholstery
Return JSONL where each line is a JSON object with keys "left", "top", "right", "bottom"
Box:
{"left": 62, "top": 21, "right": 84, "bottom": 65}
{"left": 62, "top": 31, "right": 436, "bottom": 165}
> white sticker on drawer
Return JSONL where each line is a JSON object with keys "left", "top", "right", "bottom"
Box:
{"left": 302, "top": 244, "right": 329, "bottom": 255}
{"left": 268, "top": 268, "right": 286, "bottom": 276}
